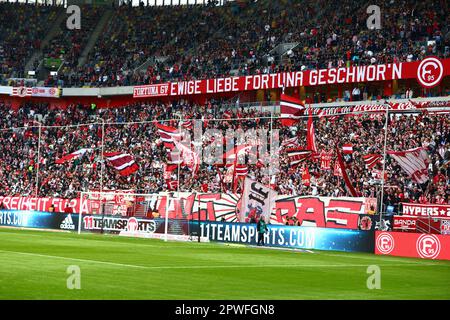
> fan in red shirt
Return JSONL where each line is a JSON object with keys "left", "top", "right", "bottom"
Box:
{"left": 419, "top": 195, "right": 429, "bottom": 204}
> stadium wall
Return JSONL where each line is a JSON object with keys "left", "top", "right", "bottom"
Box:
{"left": 191, "top": 221, "right": 375, "bottom": 253}
{"left": 375, "top": 231, "right": 450, "bottom": 260}
{"left": 0, "top": 210, "right": 375, "bottom": 253}
{"left": 0, "top": 194, "right": 378, "bottom": 230}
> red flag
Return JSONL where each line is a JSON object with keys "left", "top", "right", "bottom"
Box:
{"left": 342, "top": 144, "right": 353, "bottom": 154}
{"left": 155, "top": 123, "right": 182, "bottom": 149}
{"left": 280, "top": 136, "right": 299, "bottom": 150}
{"left": 215, "top": 144, "right": 252, "bottom": 166}
{"left": 286, "top": 148, "right": 312, "bottom": 167}
{"left": 306, "top": 112, "right": 318, "bottom": 154}
{"left": 104, "top": 152, "right": 139, "bottom": 176}
{"left": 280, "top": 94, "right": 305, "bottom": 126}
{"left": 336, "top": 148, "right": 359, "bottom": 197}
{"left": 181, "top": 120, "right": 193, "bottom": 129}
{"left": 362, "top": 153, "right": 382, "bottom": 169}
{"left": 55, "top": 148, "right": 90, "bottom": 164}
{"left": 319, "top": 150, "right": 333, "bottom": 170}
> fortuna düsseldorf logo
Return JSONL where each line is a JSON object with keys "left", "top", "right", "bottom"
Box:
{"left": 416, "top": 234, "right": 441, "bottom": 259}
{"left": 376, "top": 232, "right": 394, "bottom": 254}
{"left": 126, "top": 217, "right": 138, "bottom": 232}
{"left": 417, "top": 57, "right": 444, "bottom": 88}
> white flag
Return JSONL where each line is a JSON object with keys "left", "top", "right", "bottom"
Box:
{"left": 239, "top": 178, "right": 278, "bottom": 223}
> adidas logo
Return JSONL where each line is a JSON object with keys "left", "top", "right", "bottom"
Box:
{"left": 60, "top": 214, "right": 75, "bottom": 230}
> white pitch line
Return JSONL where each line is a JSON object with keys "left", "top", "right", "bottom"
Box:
{"left": 0, "top": 249, "right": 444, "bottom": 270}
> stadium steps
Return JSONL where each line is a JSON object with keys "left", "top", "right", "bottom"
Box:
{"left": 77, "top": 8, "right": 114, "bottom": 68}
{"left": 24, "top": 8, "right": 67, "bottom": 75}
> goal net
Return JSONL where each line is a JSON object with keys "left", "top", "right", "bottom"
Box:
{"left": 78, "top": 190, "right": 202, "bottom": 242}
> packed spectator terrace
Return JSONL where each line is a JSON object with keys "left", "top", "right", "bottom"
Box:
{"left": 0, "top": 99, "right": 448, "bottom": 214}
{"left": 0, "top": 0, "right": 449, "bottom": 87}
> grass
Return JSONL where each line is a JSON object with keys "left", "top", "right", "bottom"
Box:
{"left": 0, "top": 228, "right": 449, "bottom": 300}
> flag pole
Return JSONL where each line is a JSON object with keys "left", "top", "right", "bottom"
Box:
{"left": 100, "top": 118, "right": 105, "bottom": 196}
{"left": 267, "top": 100, "right": 275, "bottom": 223}
{"left": 379, "top": 102, "right": 390, "bottom": 227}
{"left": 35, "top": 121, "right": 42, "bottom": 197}
{"left": 164, "top": 192, "right": 170, "bottom": 242}
{"left": 177, "top": 114, "right": 182, "bottom": 198}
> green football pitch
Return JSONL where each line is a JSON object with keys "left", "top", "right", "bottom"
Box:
{"left": 0, "top": 228, "right": 449, "bottom": 300}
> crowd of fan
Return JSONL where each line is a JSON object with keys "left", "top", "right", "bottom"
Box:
{"left": 42, "top": 5, "right": 106, "bottom": 87}
{"left": 0, "top": 3, "right": 59, "bottom": 82}
{"left": 1, "top": 0, "right": 449, "bottom": 87}
{"left": 0, "top": 100, "right": 448, "bottom": 212}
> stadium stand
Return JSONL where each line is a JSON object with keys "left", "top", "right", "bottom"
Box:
{"left": 0, "top": 0, "right": 448, "bottom": 87}
{"left": 0, "top": 100, "right": 448, "bottom": 213}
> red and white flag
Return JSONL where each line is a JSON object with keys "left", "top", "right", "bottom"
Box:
{"left": 280, "top": 94, "right": 305, "bottom": 126}
{"left": 55, "top": 148, "right": 91, "bottom": 164}
{"left": 336, "top": 147, "right": 359, "bottom": 197}
{"left": 104, "top": 152, "right": 139, "bottom": 176}
{"left": 387, "top": 147, "right": 430, "bottom": 184}
{"left": 174, "top": 141, "right": 200, "bottom": 176}
{"left": 342, "top": 144, "right": 353, "bottom": 154}
{"left": 372, "top": 169, "right": 387, "bottom": 181}
{"left": 239, "top": 178, "right": 278, "bottom": 223}
{"left": 181, "top": 120, "right": 193, "bottom": 129}
{"left": 234, "top": 164, "right": 249, "bottom": 177}
{"left": 155, "top": 123, "right": 182, "bottom": 149}
{"left": 363, "top": 153, "right": 382, "bottom": 169}
{"left": 306, "top": 112, "right": 318, "bottom": 154}
{"left": 280, "top": 136, "right": 299, "bottom": 150}
{"left": 217, "top": 144, "right": 252, "bottom": 166}
{"left": 286, "top": 148, "right": 312, "bottom": 167}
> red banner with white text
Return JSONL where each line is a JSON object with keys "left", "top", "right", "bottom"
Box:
{"left": 401, "top": 203, "right": 450, "bottom": 218}
{"left": 134, "top": 58, "right": 450, "bottom": 98}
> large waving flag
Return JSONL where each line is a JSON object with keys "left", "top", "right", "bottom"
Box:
{"left": 280, "top": 94, "right": 305, "bottom": 126}
{"left": 174, "top": 140, "right": 200, "bottom": 176}
{"left": 387, "top": 147, "right": 430, "bottom": 184}
{"left": 104, "top": 152, "right": 139, "bottom": 176}
{"left": 55, "top": 148, "right": 91, "bottom": 164}
{"left": 155, "top": 123, "right": 182, "bottom": 149}
{"left": 336, "top": 147, "right": 359, "bottom": 197}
